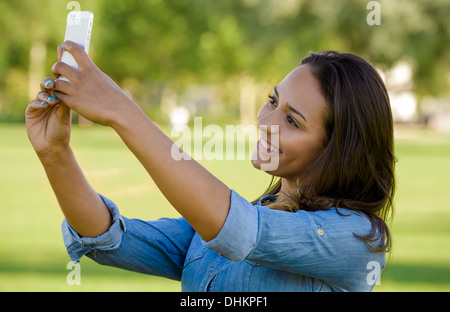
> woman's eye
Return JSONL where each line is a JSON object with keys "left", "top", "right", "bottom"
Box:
{"left": 268, "top": 95, "right": 277, "bottom": 106}
{"left": 287, "top": 115, "right": 298, "bottom": 127}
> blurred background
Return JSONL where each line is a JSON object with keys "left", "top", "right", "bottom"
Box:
{"left": 0, "top": 0, "right": 449, "bottom": 291}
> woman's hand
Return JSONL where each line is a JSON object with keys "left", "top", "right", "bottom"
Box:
{"left": 50, "top": 41, "right": 137, "bottom": 128}
{"left": 26, "top": 45, "right": 71, "bottom": 157}
{"left": 26, "top": 58, "right": 72, "bottom": 157}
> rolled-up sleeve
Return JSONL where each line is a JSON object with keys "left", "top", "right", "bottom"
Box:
{"left": 61, "top": 194, "right": 195, "bottom": 281}
{"left": 62, "top": 194, "right": 126, "bottom": 262}
{"left": 202, "top": 189, "right": 258, "bottom": 261}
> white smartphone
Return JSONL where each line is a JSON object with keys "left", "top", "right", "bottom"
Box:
{"left": 60, "top": 11, "right": 94, "bottom": 81}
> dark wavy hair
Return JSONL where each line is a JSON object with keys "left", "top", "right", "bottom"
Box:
{"left": 259, "top": 51, "right": 396, "bottom": 252}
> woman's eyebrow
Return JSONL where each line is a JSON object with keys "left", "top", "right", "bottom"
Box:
{"left": 274, "top": 86, "right": 308, "bottom": 122}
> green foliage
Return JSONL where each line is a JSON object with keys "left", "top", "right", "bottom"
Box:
{"left": 0, "top": 0, "right": 449, "bottom": 121}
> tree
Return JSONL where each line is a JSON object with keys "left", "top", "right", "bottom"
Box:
{"left": 0, "top": 0, "right": 448, "bottom": 122}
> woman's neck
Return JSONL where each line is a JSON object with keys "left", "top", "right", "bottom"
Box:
{"left": 275, "top": 178, "right": 296, "bottom": 204}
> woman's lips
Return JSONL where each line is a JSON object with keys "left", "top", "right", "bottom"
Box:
{"left": 258, "top": 136, "right": 281, "bottom": 155}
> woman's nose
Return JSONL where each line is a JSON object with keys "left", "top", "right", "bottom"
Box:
{"left": 258, "top": 112, "right": 280, "bottom": 140}
{"left": 258, "top": 108, "right": 279, "bottom": 131}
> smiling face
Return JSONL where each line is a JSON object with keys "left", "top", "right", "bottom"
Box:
{"left": 252, "top": 65, "right": 328, "bottom": 181}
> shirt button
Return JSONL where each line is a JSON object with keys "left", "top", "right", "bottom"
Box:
{"left": 318, "top": 228, "right": 324, "bottom": 236}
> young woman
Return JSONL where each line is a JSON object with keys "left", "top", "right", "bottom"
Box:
{"left": 26, "top": 41, "right": 395, "bottom": 292}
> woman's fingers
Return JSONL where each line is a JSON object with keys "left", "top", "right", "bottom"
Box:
{"left": 57, "top": 44, "right": 63, "bottom": 62}
{"left": 51, "top": 41, "right": 94, "bottom": 81}
{"left": 53, "top": 78, "right": 73, "bottom": 95}
{"left": 40, "top": 78, "right": 55, "bottom": 91}
{"left": 40, "top": 76, "right": 73, "bottom": 99}
{"left": 62, "top": 40, "right": 94, "bottom": 70}
{"left": 35, "top": 90, "right": 59, "bottom": 107}
{"left": 51, "top": 61, "right": 79, "bottom": 82}
{"left": 26, "top": 98, "right": 52, "bottom": 118}
{"left": 27, "top": 99, "right": 46, "bottom": 111}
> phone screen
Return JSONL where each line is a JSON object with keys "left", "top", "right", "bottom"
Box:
{"left": 60, "top": 11, "right": 93, "bottom": 76}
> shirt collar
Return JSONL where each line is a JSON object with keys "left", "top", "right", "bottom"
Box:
{"left": 254, "top": 194, "right": 278, "bottom": 206}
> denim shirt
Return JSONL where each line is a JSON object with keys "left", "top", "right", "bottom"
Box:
{"left": 62, "top": 190, "right": 385, "bottom": 292}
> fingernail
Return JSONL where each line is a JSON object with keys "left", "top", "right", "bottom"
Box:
{"left": 52, "top": 90, "right": 57, "bottom": 95}
{"left": 45, "top": 80, "right": 52, "bottom": 88}
{"left": 41, "top": 101, "right": 47, "bottom": 105}
{"left": 48, "top": 96, "right": 56, "bottom": 102}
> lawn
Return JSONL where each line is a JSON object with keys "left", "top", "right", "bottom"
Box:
{"left": 0, "top": 123, "right": 449, "bottom": 291}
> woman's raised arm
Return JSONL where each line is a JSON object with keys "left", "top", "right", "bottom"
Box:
{"left": 26, "top": 84, "right": 112, "bottom": 237}
{"left": 51, "top": 41, "right": 231, "bottom": 241}
{"left": 26, "top": 45, "right": 112, "bottom": 238}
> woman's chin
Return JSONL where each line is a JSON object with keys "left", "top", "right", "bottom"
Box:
{"left": 251, "top": 158, "right": 262, "bottom": 170}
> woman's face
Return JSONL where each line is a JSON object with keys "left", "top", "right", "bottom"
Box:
{"left": 252, "top": 64, "right": 328, "bottom": 180}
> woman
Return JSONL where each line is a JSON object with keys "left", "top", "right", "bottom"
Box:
{"left": 26, "top": 42, "right": 395, "bottom": 291}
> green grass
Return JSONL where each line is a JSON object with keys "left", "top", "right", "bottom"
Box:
{"left": 373, "top": 128, "right": 450, "bottom": 292}
{"left": 0, "top": 123, "right": 449, "bottom": 291}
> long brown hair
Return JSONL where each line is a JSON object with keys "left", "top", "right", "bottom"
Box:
{"left": 258, "top": 51, "right": 395, "bottom": 252}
